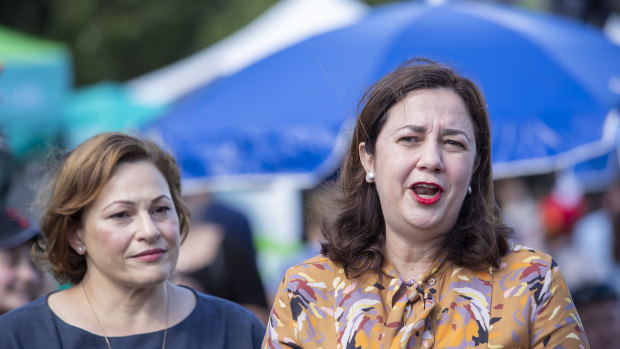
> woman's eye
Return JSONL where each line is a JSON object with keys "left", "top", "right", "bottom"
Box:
{"left": 445, "top": 140, "right": 465, "bottom": 150}
{"left": 110, "top": 211, "right": 130, "bottom": 220}
{"left": 399, "top": 136, "right": 420, "bottom": 143}
{"left": 153, "top": 206, "right": 171, "bottom": 216}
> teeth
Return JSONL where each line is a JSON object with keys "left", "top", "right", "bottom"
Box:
{"left": 416, "top": 183, "right": 436, "bottom": 188}
{"left": 412, "top": 183, "right": 439, "bottom": 197}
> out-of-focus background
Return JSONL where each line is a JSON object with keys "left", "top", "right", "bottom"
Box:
{"left": 2, "top": 0, "right": 620, "bottom": 343}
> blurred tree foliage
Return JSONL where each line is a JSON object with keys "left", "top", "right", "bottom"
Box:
{"left": 0, "top": 0, "right": 395, "bottom": 86}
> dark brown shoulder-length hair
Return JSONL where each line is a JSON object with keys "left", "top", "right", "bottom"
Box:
{"left": 320, "top": 58, "right": 513, "bottom": 278}
{"left": 35, "top": 132, "right": 191, "bottom": 285}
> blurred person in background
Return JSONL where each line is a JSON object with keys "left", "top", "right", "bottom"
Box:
{"left": 0, "top": 207, "right": 48, "bottom": 315}
{"left": 0, "top": 132, "right": 264, "bottom": 348}
{"left": 538, "top": 172, "right": 601, "bottom": 290}
{"left": 173, "top": 192, "right": 269, "bottom": 324}
{"left": 202, "top": 198, "right": 257, "bottom": 259}
{"left": 494, "top": 177, "right": 546, "bottom": 251}
{"left": 573, "top": 176, "right": 620, "bottom": 292}
{"left": 572, "top": 282, "right": 620, "bottom": 349}
{"left": 300, "top": 183, "right": 335, "bottom": 260}
{"left": 1, "top": 131, "right": 53, "bottom": 315}
{"left": 263, "top": 59, "right": 588, "bottom": 348}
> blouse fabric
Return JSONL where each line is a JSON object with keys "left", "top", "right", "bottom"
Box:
{"left": 0, "top": 287, "right": 265, "bottom": 349}
{"left": 262, "top": 244, "right": 589, "bottom": 348}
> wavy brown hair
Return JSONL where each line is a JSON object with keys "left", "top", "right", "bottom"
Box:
{"left": 35, "top": 132, "right": 191, "bottom": 285}
{"left": 320, "top": 58, "right": 512, "bottom": 278}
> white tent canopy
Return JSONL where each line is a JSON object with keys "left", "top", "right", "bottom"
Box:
{"left": 127, "top": 0, "right": 368, "bottom": 106}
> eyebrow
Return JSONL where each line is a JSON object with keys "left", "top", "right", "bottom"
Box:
{"left": 102, "top": 195, "right": 172, "bottom": 211}
{"left": 442, "top": 128, "right": 472, "bottom": 143}
{"left": 397, "top": 125, "right": 471, "bottom": 143}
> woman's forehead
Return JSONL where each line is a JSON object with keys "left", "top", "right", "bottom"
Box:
{"left": 382, "top": 89, "right": 474, "bottom": 134}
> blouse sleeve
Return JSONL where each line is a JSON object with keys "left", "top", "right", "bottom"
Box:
{"left": 262, "top": 258, "right": 334, "bottom": 349}
{"left": 262, "top": 267, "right": 304, "bottom": 349}
{"left": 529, "top": 255, "right": 590, "bottom": 348}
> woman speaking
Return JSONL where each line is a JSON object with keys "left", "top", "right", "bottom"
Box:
{"left": 262, "top": 59, "right": 589, "bottom": 348}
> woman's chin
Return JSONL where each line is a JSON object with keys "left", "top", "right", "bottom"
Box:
{"left": 123, "top": 270, "right": 173, "bottom": 288}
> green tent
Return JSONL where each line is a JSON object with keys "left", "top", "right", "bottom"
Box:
{"left": 62, "top": 81, "right": 165, "bottom": 149}
{"left": 0, "top": 26, "right": 72, "bottom": 159}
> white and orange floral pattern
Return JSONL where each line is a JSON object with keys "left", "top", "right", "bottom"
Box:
{"left": 263, "top": 243, "right": 588, "bottom": 349}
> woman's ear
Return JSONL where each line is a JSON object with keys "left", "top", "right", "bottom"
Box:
{"left": 358, "top": 142, "right": 375, "bottom": 173}
{"left": 68, "top": 226, "right": 85, "bottom": 255}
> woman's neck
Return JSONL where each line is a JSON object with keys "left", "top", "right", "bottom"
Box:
{"left": 384, "top": 230, "right": 444, "bottom": 282}
{"left": 48, "top": 276, "right": 196, "bottom": 338}
{"left": 78, "top": 276, "right": 170, "bottom": 335}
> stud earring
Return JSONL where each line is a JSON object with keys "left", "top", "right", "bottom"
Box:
{"left": 468, "top": 186, "right": 472, "bottom": 194}
{"left": 78, "top": 246, "right": 83, "bottom": 253}
{"left": 366, "top": 172, "right": 375, "bottom": 183}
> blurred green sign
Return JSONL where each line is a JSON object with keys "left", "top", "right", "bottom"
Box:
{"left": 0, "top": 26, "right": 72, "bottom": 159}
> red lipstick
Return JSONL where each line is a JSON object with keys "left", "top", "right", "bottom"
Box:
{"left": 410, "top": 182, "right": 443, "bottom": 205}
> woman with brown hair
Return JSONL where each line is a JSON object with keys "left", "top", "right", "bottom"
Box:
{"left": 263, "top": 59, "right": 589, "bottom": 348}
{"left": 0, "top": 132, "right": 264, "bottom": 348}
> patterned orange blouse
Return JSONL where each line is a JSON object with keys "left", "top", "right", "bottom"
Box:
{"left": 262, "top": 243, "right": 589, "bottom": 348}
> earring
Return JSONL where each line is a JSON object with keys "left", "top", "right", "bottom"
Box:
{"left": 468, "top": 186, "right": 472, "bottom": 194}
{"left": 78, "top": 246, "right": 83, "bottom": 254}
{"left": 366, "top": 172, "right": 375, "bottom": 183}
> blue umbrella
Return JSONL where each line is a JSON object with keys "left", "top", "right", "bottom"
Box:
{"left": 144, "top": 0, "right": 620, "bottom": 185}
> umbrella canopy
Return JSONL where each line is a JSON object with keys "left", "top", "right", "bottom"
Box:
{"left": 144, "top": 0, "right": 620, "bottom": 186}
{"left": 128, "top": 0, "right": 368, "bottom": 106}
{"left": 0, "top": 26, "right": 72, "bottom": 159}
{"left": 569, "top": 108, "right": 620, "bottom": 192}
{"left": 64, "top": 0, "right": 366, "bottom": 160}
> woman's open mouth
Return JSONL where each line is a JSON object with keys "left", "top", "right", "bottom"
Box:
{"left": 410, "top": 182, "right": 443, "bottom": 205}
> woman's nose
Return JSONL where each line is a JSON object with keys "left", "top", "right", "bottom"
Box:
{"left": 417, "top": 141, "right": 444, "bottom": 172}
{"left": 136, "top": 211, "right": 161, "bottom": 241}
